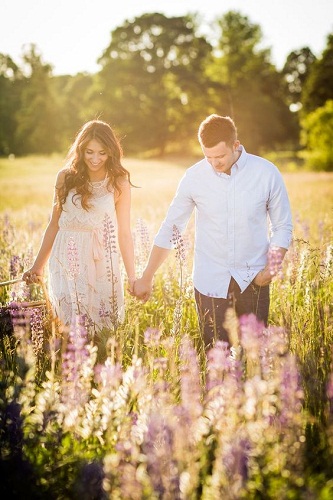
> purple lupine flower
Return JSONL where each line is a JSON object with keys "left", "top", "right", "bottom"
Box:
{"left": 1, "top": 213, "right": 15, "bottom": 246}
{"left": 94, "top": 359, "right": 122, "bottom": 390}
{"left": 103, "top": 213, "right": 119, "bottom": 328}
{"left": 98, "top": 299, "right": 108, "bottom": 319}
{"left": 171, "top": 224, "right": 187, "bottom": 263}
{"left": 260, "top": 326, "right": 288, "bottom": 378}
{"left": 206, "top": 341, "right": 233, "bottom": 391}
{"left": 8, "top": 303, "right": 31, "bottom": 332}
{"left": 30, "top": 306, "right": 44, "bottom": 358}
{"left": 267, "top": 245, "right": 284, "bottom": 277}
{"left": 118, "top": 460, "right": 144, "bottom": 499}
{"left": 143, "top": 412, "right": 181, "bottom": 498}
{"left": 223, "top": 437, "right": 250, "bottom": 487}
{"left": 278, "top": 354, "right": 303, "bottom": 428}
{"left": 9, "top": 254, "right": 21, "bottom": 278}
{"left": 103, "top": 213, "right": 117, "bottom": 254}
{"left": 144, "top": 327, "right": 162, "bottom": 346}
{"left": 61, "top": 314, "right": 91, "bottom": 407}
{"left": 179, "top": 336, "right": 202, "bottom": 419}
{"left": 153, "top": 357, "right": 168, "bottom": 372}
{"left": 67, "top": 236, "right": 80, "bottom": 279}
{"left": 239, "top": 314, "right": 264, "bottom": 358}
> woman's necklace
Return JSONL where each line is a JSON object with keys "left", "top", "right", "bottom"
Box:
{"left": 88, "top": 173, "right": 108, "bottom": 189}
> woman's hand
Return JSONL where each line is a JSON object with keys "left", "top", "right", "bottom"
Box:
{"left": 22, "top": 268, "right": 44, "bottom": 285}
{"left": 127, "top": 276, "right": 136, "bottom": 296}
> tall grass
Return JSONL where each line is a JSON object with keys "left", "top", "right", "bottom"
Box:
{"left": 0, "top": 155, "right": 333, "bottom": 498}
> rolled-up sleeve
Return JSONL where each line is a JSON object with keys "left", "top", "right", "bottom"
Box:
{"left": 268, "top": 169, "right": 293, "bottom": 249}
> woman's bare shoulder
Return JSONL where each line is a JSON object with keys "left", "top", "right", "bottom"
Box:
{"left": 117, "top": 175, "right": 131, "bottom": 187}
{"left": 55, "top": 168, "right": 70, "bottom": 188}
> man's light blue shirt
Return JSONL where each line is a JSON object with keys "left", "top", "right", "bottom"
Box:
{"left": 154, "top": 145, "right": 293, "bottom": 298}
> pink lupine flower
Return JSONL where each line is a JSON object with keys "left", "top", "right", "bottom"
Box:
{"left": 267, "top": 245, "right": 284, "bottom": 277}
{"left": 61, "top": 314, "right": 91, "bottom": 408}
{"left": 179, "top": 336, "right": 202, "bottom": 419}
{"left": 30, "top": 307, "right": 44, "bottom": 358}
{"left": 171, "top": 224, "right": 187, "bottom": 263}
{"left": 67, "top": 237, "right": 80, "bottom": 280}
{"left": 144, "top": 327, "right": 162, "bottom": 346}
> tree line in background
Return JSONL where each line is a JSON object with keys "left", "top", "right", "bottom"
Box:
{"left": 0, "top": 11, "right": 332, "bottom": 169}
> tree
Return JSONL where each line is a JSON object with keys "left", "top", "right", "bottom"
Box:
{"left": 15, "top": 44, "right": 60, "bottom": 155}
{"left": 0, "top": 54, "right": 22, "bottom": 155}
{"left": 300, "top": 100, "right": 333, "bottom": 171}
{"left": 96, "top": 12, "right": 213, "bottom": 155}
{"left": 302, "top": 33, "right": 333, "bottom": 115}
{"left": 50, "top": 72, "right": 96, "bottom": 152}
{"left": 210, "top": 11, "right": 296, "bottom": 152}
{"left": 282, "top": 47, "right": 316, "bottom": 110}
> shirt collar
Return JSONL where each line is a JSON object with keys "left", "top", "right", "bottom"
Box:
{"left": 206, "top": 144, "right": 247, "bottom": 178}
{"left": 234, "top": 144, "right": 246, "bottom": 172}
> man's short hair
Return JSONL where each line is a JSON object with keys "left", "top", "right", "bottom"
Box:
{"left": 198, "top": 114, "right": 237, "bottom": 148}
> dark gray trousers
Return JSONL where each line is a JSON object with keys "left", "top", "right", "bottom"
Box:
{"left": 194, "top": 277, "right": 270, "bottom": 349}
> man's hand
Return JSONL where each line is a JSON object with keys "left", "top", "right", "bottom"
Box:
{"left": 254, "top": 246, "right": 287, "bottom": 287}
{"left": 133, "top": 277, "right": 153, "bottom": 302}
{"left": 253, "top": 267, "right": 272, "bottom": 287}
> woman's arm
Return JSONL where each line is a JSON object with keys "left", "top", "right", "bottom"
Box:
{"left": 115, "top": 179, "right": 136, "bottom": 290}
{"left": 23, "top": 171, "right": 64, "bottom": 284}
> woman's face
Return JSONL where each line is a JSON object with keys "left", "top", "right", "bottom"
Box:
{"left": 84, "top": 139, "right": 108, "bottom": 180}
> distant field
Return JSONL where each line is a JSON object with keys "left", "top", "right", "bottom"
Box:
{"left": 0, "top": 154, "right": 332, "bottom": 244}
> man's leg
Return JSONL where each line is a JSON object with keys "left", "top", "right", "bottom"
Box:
{"left": 194, "top": 279, "right": 270, "bottom": 350}
{"left": 194, "top": 279, "right": 239, "bottom": 349}
{"left": 236, "top": 282, "right": 270, "bottom": 327}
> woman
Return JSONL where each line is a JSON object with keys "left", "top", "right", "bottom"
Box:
{"left": 23, "top": 120, "right": 136, "bottom": 331}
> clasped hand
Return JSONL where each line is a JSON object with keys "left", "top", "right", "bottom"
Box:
{"left": 128, "top": 276, "right": 152, "bottom": 303}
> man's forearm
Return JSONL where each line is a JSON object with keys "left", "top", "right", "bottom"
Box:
{"left": 142, "top": 245, "right": 171, "bottom": 280}
{"left": 133, "top": 245, "right": 171, "bottom": 301}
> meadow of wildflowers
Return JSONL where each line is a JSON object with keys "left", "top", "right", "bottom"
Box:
{"left": 0, "top": 157, "right": 333, "bottom": 499}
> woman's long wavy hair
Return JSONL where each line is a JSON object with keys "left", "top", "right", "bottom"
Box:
{"left": 57, "top": 120, "right": 131, "bottom": 210}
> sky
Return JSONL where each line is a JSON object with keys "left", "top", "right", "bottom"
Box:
{"left": 1, "top": 0, "right": 333, "bottom": 76}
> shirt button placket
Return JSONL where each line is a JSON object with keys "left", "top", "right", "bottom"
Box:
{"left": 227, "top": 176, "right": 235, "bottom": 269}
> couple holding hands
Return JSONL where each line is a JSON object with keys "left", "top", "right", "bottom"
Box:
{"left": 23, "top": 114, "right": 292, "bottom": 349}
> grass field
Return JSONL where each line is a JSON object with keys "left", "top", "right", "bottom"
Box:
{"left": 0, "top": 155, "right": 333, "bottom": 498}
{"left": 1, "top": 154, "right": 332, "bottom": 234}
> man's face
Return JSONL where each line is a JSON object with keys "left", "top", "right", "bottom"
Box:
{"left": 202, "top": 140, "right": 240, "bottom": 175}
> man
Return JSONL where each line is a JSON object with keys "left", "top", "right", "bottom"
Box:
{"left": 133, "top": 114, "right": 293, "bottom": 348}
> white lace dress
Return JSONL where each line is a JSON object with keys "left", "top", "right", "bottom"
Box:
{"left": 48, "top": 182, "right": 124, "bottom": 330}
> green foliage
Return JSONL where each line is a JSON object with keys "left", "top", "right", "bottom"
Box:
{"left": 1, "top": 10, "right": 325, "bottom": 159}
{"left": 0, "top": 54, "right": 23, "bottom": 156}
{"left": 302, "top": 34, "right": 333, "bottom": 115}
{"left": 14, "top": 45, "right": 61, "bottom": 155}
{"left": 300, "top": 100, "right": 333, "bottom": 171}
{"left": 282, "top": 47, "right": 316, "bottom": 107}
{"left": 210, "top": 11, "right": 296, "bottom": 152}
{"left": 96, "top": 12, "right": 213, "bottom": 155}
